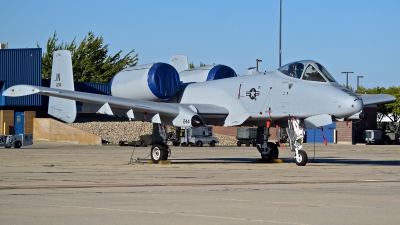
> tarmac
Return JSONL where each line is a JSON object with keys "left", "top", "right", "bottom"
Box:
{"left": 1, "top": 141, "right": 399, "bottom": 225}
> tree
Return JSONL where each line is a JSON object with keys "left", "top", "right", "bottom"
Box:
{"left": 189, "top": 61, "right": 209, "bottom": 69}
{"left": 38, "top": 31, "right": 138, "bottom": 83}
{"left": 356, "top": 85, "right": 400, "bottom": 122}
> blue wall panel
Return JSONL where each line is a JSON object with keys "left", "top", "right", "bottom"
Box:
{"left": 0, "top": 48, "right": 42, "bottom": 106}
{"left": 305, "top": 122, "right": 336, "bottom": 143}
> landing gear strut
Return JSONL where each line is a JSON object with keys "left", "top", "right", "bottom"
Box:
{"left": 256, "top": 124, "right": 279, "bottom": 161}
{"left": 287, "top": 118, "right": 308, "bottom": 166}
{"left": 150, "top": 123, "right": 171, "bottom": 163}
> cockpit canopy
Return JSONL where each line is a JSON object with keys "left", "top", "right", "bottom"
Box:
{"left": 278, "top": 60, "right": 337, "bottom": 83}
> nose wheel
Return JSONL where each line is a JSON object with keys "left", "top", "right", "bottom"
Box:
{"left": 295, "top": 150, "right": 308, "bottom": 166}
{"left": 287, "top": 118, "right": 308, "bottom": 166}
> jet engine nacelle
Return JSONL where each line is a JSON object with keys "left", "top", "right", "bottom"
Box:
{"left": 110, "top": 63, "right": 180, "bottom": 102}
{"left": 179, "top": 64, "right": 237, "bottom": 83}
{"left": 172, "top": 105, "right": 204, "bottom": 127}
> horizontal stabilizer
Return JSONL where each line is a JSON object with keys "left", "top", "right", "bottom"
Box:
{"left": 3, "top": 85, "right": 42, "bottom": 97}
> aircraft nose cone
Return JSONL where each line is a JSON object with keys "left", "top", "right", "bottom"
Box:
{"left": 336, "top": 96, "right": 364, "bottom": 118}
{"left": 353, "top": 97, "right": 364, "bottom": 113}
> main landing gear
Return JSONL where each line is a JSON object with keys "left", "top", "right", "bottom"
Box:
{"left": 149, "top": 123, "right": 171, "bottom": 163}
{"left": 150, "top": 143, "right": 170, "bottom": 163}
{"left": 256, "top": 125, "right": 280, "bottom": 161}
{"left": 256, "top": 118, "right": 308, "bottom": 166}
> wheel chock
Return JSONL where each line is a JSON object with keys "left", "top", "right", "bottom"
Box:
{"left": 272, "top": 159, "right": 283, "bottom": 163}
{"left": 148, "top": 160, "right": 172, "bottom": 165}
{"left": 256, "top": 158, "right": 282, "bottom": 163}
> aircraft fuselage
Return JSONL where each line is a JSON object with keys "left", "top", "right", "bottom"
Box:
{"left": 179, "top": 64, "right": 362, "bottom": 127}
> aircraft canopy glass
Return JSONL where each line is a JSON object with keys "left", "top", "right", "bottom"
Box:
{"left": 278, "top": 60, "right": 337, "bottom": 83}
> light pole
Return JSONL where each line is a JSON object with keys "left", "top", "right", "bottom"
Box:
{"left": 341, "top": 71, "right": 354, "bottom": 88}
{"left": 357, "top": 76, "right": 364, "bottom": 90}
{"left": 256, "top": 59, "right": 262, "bottom": 72}
{"left": 279, "top": 0, "right": 282, "bottom": 67}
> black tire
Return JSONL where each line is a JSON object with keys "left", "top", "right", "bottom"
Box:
{"left": 295, "top": 150, "right": 308, "bottom": 166}
{"left": 181, "top": 142, "right": 187, "bottom": 147}
{"left": 270, "top": 143, "right": 279, "bottom": 159}
{"left": 245, "top": 141, "right": 250, "bottom": 147}
{"left": 172, "top": 142, "right": 180, "bottom": 146}
{"left": 196, "top": 140, "right": 203, "bottom": 147}
{"left": 252, "top": 142, "right": 257, "bottom": 147}
{"left": 261, "top": 142, "right": 279, "bottom": 161}
{"left": 151, "top": 144, "right": 168, "bottom": 163}
{"left": 210, "top": 141, "right": 216, "bottom": 147}
{"left": 14, "top": 141, "right": 22, "bottom": 148}
{"left": 118, "top": 141, "right": 124, "bottom": 146}
{"left": 237, "top": 141, "right": 241, "bottom": 147}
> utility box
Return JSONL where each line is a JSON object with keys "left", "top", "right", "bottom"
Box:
{"left": 363, "top": 130, "right": 382, "bottom": 144}
{"left": 236, "top": 127, "right": 258, "bottom": 147}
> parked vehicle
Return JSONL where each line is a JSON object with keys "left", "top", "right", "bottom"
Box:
{"left": 0, "top": 134, "right": 33, "bottom": 148}
{"left": 378, "top": 122, "right": 400, "bottom": 144}
{"left": 119, "top": 134, "right": 152, "bottom": 147}
{"left": 172, "top": 126, "right": 219, "bottom": 147}
{"left": 236, "top": 127, "right": 257, "bottom": 147}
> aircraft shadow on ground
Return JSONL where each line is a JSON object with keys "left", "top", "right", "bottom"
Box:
{"left": 168, "top": 158, "right": 258, "bottom": 164}
{"left": 169, "top": 157, "right": 400, "bottom": 166}
{"left": 306, "top": 157, "right": 400, "bottom": 166}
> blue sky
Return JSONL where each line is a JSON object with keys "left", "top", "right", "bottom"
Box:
{"left": 1, "top": 0, "right": 399, "bottom": 88}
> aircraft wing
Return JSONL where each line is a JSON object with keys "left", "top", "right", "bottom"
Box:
{"left": 358, "top": 94, "right": 396, "bottom": 106}
{"left": 3, "top": 85, "right": 228, "bottom": 127}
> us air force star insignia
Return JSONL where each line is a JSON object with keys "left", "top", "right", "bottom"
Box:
{"left": 246, "top": 88, "right": 260, "bottom": 100}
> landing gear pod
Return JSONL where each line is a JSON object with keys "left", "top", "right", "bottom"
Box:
{"left": 110, "top": 63, "right": 180, "bottom": 101}
{"left": 179, "top": 65, "right": 237, "bottom": 83}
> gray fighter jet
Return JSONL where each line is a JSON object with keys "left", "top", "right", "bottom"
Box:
{"left": 3, "top": 50, "right": 395, "bottom": 166}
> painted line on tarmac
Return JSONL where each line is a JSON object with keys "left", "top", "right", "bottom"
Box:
{"left": 0, "top": 201, "right": 311, "bottom": 225}
{"left": 1, "top": 179, "right": 399, "bottom": 190}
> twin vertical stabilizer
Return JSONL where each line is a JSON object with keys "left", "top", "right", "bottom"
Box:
{"left": 48, "top": 50, "right": 77, "bottom": 123}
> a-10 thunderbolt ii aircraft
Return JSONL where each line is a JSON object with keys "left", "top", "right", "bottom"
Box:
{"left": 3, "top": 50, "right": 395, "bottom": 166}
